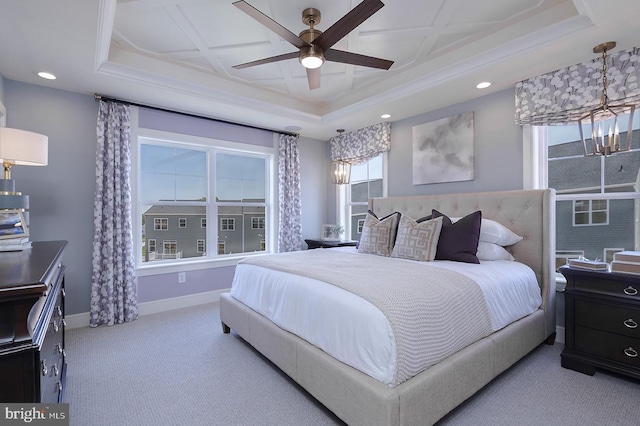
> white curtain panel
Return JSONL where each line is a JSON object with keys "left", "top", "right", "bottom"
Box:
{"left": 278, "top": 134, "right": 302, "bottom": 252}
{"left": 329, "top": 122, "right": 391, "bottom": 165}
{"left": 90, "top": 100, "right": 138, "bottom": 327}
{"left": 515, "top": 46, "right": 640, "bottom": 126}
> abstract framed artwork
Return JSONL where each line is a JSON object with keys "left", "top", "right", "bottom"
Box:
{"left": 412, "top": 111, "right": 475, "bottom": 185}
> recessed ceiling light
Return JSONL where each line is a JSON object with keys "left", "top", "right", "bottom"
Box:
{"left": 381, "top": 113, "right": 391, "bottom": 119}
{"left": 37, "top": 71, "right": 56, "bottom": 80}
{"left": 476, "top": 81, "right": 491, "bottom": 89}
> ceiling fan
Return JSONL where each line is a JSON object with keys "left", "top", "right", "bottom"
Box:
{"left": 232, "top": 0, "right": 394, "bottom": 90}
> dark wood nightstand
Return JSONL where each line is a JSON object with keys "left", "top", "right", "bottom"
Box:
{"left": 559, "top": 266, "right": 640, "bottom": 379}
{"left": 304, "top": 239, "right": 358, "bottom": 250}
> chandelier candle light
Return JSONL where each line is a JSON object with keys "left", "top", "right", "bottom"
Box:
{"left": 330, "top": 129, "right": 351, "bottom": 185}
{"left": 579, "top": 41, "right": 636, "bottom": 157}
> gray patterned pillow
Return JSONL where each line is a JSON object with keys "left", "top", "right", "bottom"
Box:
{"left": 358, "top": 211, "right": 400, "bottom": 256}
{"left": 391, "top": 216, "right": 443, "bottom": 262}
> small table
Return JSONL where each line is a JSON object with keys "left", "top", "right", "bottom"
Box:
{"left": 304, "top": 239, "right": 358, "bottom": 249}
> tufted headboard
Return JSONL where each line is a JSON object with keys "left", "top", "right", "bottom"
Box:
{"left": 369, "top": 189, "right": 556, "bottom": 339}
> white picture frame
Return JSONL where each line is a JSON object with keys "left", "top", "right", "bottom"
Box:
{"left": 321, "top": 224, "right": 340, "bottom": 241}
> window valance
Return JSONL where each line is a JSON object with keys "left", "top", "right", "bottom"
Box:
{"left": 329, "top": 122, "right": 391, "bottom": 165}
{"left": 515, "top": 46, "right": 640, "bottom": 126}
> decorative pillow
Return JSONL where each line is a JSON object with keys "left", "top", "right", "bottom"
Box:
{"left": 478, "top": 219, "right": 523, "bottom": 246}
{"left": 449, "top": 217, "right": 523, "bottom": 246}
{"left": 391, "top": 216, "right": 443, "bottom": 262}
{"left": 357, "top": 211, "right": 401, "bottom": 256}
{"left": 431, "top": 209, "right": 481, "bottom": 264}
{"left": 477, "top": 241, "right": 515, "bottom": 261}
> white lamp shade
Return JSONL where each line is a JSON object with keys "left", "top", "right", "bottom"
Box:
{"left": 0, "top": 127, "right": 48, "bottom": 166}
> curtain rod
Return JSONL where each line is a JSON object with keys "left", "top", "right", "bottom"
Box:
{"left": 93, "top": 94, "right": 299, "bottom": 137}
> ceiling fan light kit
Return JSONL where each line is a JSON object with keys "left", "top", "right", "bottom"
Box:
{"left": 232, "top": 0, "right": 394, "bottom": 89}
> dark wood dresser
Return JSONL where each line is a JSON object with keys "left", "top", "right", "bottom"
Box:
{"left": 559, "top": 266, "right": 640, "bottom": 379}
{"left": 0, "top": 240, "right": 68, "bottom": 402}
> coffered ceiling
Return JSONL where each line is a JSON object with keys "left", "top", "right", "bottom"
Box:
{"left": 1, "top": 0, "right": 640, "bottom": 139}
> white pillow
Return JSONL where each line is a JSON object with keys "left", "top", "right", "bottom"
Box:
{"left": 451, "top": 217, "right": 522, "bottom": 246}
{"left": 477, "top": 241, "right": 515, "bottom": 261}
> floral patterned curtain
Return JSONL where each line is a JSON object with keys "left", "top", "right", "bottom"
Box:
{"left": 515, "top": 46, "right": 640, "bottom": 126}
{"left": 278, "top": 134, "right": 302, "bottom": 252}
{"left": 90, "top": 100, "right": 138, "bottom": 327}
{"left": 329, "top": 122, "right": 391, "bottom": 165}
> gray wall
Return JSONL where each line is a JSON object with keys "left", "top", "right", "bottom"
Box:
{"left": 4, "top": 80, "right": 98, "bottom": 317}
{"left": 388, "top": 89, "right": 523, "bottom": 197}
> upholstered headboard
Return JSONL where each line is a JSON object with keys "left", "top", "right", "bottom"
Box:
{"left": 369, "top": 189, "right": 556, "bottom": 338}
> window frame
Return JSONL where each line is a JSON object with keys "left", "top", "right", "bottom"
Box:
{"left": 572, "top": 199, "right": 609, "bottom": 226}
{"left": 336, "top": 153, "right": 388, "bottom": 240}
{"left": 132, "top": 125, "right": 277, "bottom": 276}
{"left": 178, "top": 218, "right": 187, "bottom": 228}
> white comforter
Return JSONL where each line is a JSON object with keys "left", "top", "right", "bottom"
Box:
{"left": 230, "top": 247, "right": 542, "bottom": 386}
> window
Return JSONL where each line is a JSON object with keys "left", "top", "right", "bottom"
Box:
{"left": 531, "top": 109, "right": 640, "bottom": 263}
{"left": 137, "top": 136, "right": 272, "bottom": 265}
{"left": 252, "top": 217, "right": 265, "bottom": 229}
{"left": 148, "top": 239, "right": 156, "bottom": 252}
{"left": 220, "top": 218, "right": 235, "bottom": 231}
{"left": 338, "top": 154, "right": 386, "bottom": 241}
{"left": 573, "top": 200, "right": 608, "bottom": 226}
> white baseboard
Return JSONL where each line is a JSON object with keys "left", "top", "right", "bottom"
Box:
{"left": 65, "top": 289, "right": 229, "bottom": 330}
{"left": 556, "top": 325, "right": 565, "bottom": 344}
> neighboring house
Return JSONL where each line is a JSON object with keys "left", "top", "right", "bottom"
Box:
{"left": 350, "top": 178, "right": 383, "bottom": 241}
{"left": 548, "top": 129, "right": 640, "bottom": 266}
{"left": 143, "top": 203, "right": 266, "bottom": 261}
{"left": 143, "top": 205, "right": 207, "bottom": 262}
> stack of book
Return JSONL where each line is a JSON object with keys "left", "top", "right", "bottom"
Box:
{"left": 567, "top": 257, "right": 609, "bottom": 271}
{"left": 611, "top": 251, "right": 640, "bottom": 275}
{"left": 0, "top": 237, "right": 32, "bottom": 252}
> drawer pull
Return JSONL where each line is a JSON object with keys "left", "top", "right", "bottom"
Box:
{"left": 53, "top": 322, "right": 59, "bottom": 333}
{"left": 623, "top": 286, "right": 638, "bottom": 296}
{"left": 624, "top": 347, "right": 638, "bottom": 358}
{"left": 624, "top": 319, "right": 638, "bottom": 329}
{"left": 61, "top": 289, "right": 66, "bottom": 298}
{"left": 53, "top": 364, "right": 59, "bottom": 377}
{"left": 41, "top": 360, "right": 47, "bottom": 376}
{"left": 56, "top": 306, "right": 62, "bottom": 316}
{"left": 57, "top": 382, "right": 62, "bottom": 393}
{"left": 56, "top": 343, "right": 63, "bottom": 354}
{"left": 62, "top": 319, "right": 67, "bottom": 327}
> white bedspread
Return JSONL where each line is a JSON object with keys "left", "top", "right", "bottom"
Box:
{"left": 230, "top": 247, "right": 541, "bottom": 386}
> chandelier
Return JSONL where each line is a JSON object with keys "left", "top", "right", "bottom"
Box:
{"left": 329, "top": 129, "right": 351, "bottom": 185}
{"left": 578, "top": 41, "right": 636, "bottom": 157}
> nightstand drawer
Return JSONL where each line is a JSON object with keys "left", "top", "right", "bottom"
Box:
{"left": 575, "top": 300, "right": 640, "bottom": 339}
{"left": 575, "top": 326, "right": 640, "bottom": 369}
{"left": 573, "top": 276, "right": 640, "bottom": 301}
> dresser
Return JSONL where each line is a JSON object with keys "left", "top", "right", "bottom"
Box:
{"left": 0, "top": 240, "right": 68, "bottom": 402}
{"left": 559, "top": 266, "right": 640, "bottom": 379}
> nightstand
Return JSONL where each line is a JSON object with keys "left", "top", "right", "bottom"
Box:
{"left": 304, "top": 239, "right": 358, "bottom": 249}
{"left": 559, "top": 266, "right": 640, "bottom": 379}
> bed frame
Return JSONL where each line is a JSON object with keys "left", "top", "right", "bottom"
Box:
{"left": 220, "top": 189, "right": 556, "bottom": 425}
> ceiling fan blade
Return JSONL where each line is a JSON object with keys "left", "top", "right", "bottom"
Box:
{"left": 312, "top": 0, "right": 384, "bottom": 50}
{"left": 233, "top": 52, "right": 299, "bottom": 69}
{"left": 325, "top": 49, "right": 393, "bottom": 70}
{"left": 233, "top": 1, "right": 310, "bottom": 49}
{"left": 307, "top": 68, "right": 320, "bottom": 90}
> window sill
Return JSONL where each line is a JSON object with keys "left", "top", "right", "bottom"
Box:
{"left": 136, "top": 253, "right": 265, "bottom": 277}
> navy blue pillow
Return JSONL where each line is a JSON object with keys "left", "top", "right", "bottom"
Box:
{"left": 431, "top": 209, "right": 481, "bottom": 264}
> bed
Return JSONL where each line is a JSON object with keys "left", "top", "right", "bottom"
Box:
{"left": 220, "top": 189, "right": 556, "bottom": 425}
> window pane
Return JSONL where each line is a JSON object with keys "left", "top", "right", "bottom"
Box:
{"left": 574, "top": 212, "right": 588, "bottom": 225}
{"left": 592, "top": 212, "right": 607, "bottom": 224}
{"left": 351, "top": 181, "right": 369, "bottom": 203}
{"left": 350, "top": 205, "right": 369, "bottom": 241}
{"left": 574, "top": 200, "right": 588, "bottom": 212}
{"left": 216, "top": 154, "right": 265, "bottom": 201}
{"left": 217, "top": 206, "right": 266, "bottom": 255}
{"left": 141, "top": 145, "right": 206, "bottom": 201}
{"left": 591, "top": 199, "right": 607, "bottom": 211}
{"left": 141, "top": 204, "right": 206, "bottom": 262}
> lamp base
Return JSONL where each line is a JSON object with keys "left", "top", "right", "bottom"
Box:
{"left": 0, "top": 178, "right": 29, "bottom": 210}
